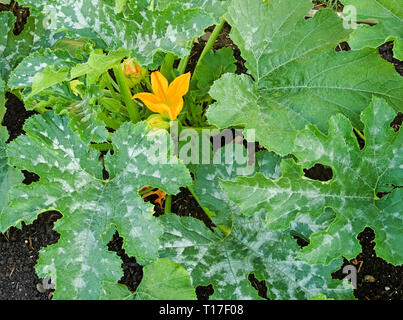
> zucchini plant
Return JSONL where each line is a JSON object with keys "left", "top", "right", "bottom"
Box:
{"left": 0, "top": 0, "right": 401, "bottom": 300}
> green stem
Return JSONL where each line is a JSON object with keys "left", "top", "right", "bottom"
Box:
{"left": 164, "top": 195, "right": 172, "bottom": 214}
{"left": 354, "top": 128, "right": 366, "bottom": 142}
{"left": 177, "top": 54, "right": 190, "bottom": 75}
{"left": 90, "top": 143, "right": 113, "bottom": 152}
{"left": 103, "top": 73, "right": 121, "bottom": 101}
{"left": 160, "top": 52, "right": 176, "bottom": 82}
{"left": 139, "top": 186, "right": 155, "bottom": 196}
{"left": 113, "top": 65, "right": 140, "bottom": 123}
{"left": 193, "top": 18, "right": 226, "bottom": 74}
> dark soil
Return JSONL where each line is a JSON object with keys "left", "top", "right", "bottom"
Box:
{"left": 0, "top": 211, "right": 60, "bottom": 300}
{"left": 0, "top": 2, "right": 402, "bottom": 301}
{"left": 186, "top": 22, "right": 249, "bottom": 76}
{"left": 332, "top": 228, "right": 403, "bottom": 300}
{"left": 379, "top": 42, "right": 403, "bottom": 76}
{"left": 2, "top": 93, "right": 36, "bottom": 144}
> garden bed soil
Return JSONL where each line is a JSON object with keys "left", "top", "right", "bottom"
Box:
{"left": 0, "top": 2, "right": 402, "bottom": 300}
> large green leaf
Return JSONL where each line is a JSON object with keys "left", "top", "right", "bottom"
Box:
{"left": 135, "top": 258, "right": 197, "bottom": 300}
{"left": 207, "top": 0, "right": 403, "bottom": 155}
{"left": 19, "top": 0, "right": 214, "bottom": 66}
{"left": 0, "top": 112, "right": 191, "bottom": 299}
{"left": 159, "top": 212, "right": 354, "bottom": 300}
{"left": 220, "top": 98, "right": 403, "bottom": 266}
{"left": 342, "top": 0, "right": 403, "bottom": 60}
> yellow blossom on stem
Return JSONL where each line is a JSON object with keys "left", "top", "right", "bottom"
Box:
{"left": 132, "top": 71, "right": 191, "bottom": 120}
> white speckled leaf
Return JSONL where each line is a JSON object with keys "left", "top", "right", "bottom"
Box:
{"left": 341, "top": 0, "right": 403, "bottom": 60}
{"left": 19, "top": 0, "right": 214, "bottom": 66}
{"left": 159, "top": 212, "right": 354, "bottom": 300}
{"left": 0, "top": 112, "right": 191, "bottom": 299}
{"left": 135, "top": 258, "right": 196, "bottom": 300}
{"left": 221, "top": 98, "right": 403, "bottom": 266}
{"left": 207, "top": 0, "right": 403, "bottom": 155}
{"left": 8, "top": 49, "right": 79, "bottom": 90}
{"left": 0, "top": 12, "right": 35, "bottom": 81}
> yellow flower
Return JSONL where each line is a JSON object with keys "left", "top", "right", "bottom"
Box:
{"left": 132, "top": 71, "right": 191, "bottom": 120}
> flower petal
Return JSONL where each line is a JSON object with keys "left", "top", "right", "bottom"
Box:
{"left": 167, "top": 72, "right": 191, "bottom": 101}
{"left": 168, "top": 98, "right": 184, "bottom": 120}
{"left": 132, "top": 92, "right": 169, "bottom": 114}
{"left": 151, "top": 71, "right": 169, "bottom": 99}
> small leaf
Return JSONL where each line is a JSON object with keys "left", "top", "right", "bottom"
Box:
{"left": 191, "top": 47, "right": 236, "bottom": 98}
{"left": 29, "top": 66, "right": 69, "bottom": 98}
{"left": 99, "top": 281, "right": 132, "bottom": 300}
{"left": 135, "top": 258, "right": 197, "bottom": 300}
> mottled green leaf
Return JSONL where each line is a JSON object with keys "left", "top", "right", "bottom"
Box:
{"left": 207, "top": 0, "right": 403, "bottom": 155}
{"left": 0, "top": 139, "right": 23, "bottom": 213}
{"left": 342, "top": 0, "right": 403, "bottom": 60}
{"left": 19, "top": 0, "right": 214, "bottom": 66}
{"left": 159, "top": 212, "right": 353, "bottom": 300}
{"left": 0, "top": 12, "right": 34, "bottom": 81}
{"left": 0, "top": 112, "right": 191, "bottom": 299}
{"left": 135, "top": 258, "right": 196, "bottom": 300}
{"left": 8, "top": 49, "right": 79, "bottom": 90}
{"left": 221, "top": 98, "right": 403, "bottom": 266}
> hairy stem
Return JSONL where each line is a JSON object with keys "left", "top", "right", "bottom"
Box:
{"left": 160, "top": 52, "right": 176, "bottom": 82}
{"left": 193, "top": 18, "right": 226, "bottom": 75}
{"left": 164, "top": 194, "right": 172, "bottom": 214}
{"left": 177, "top": 55, "right": 190, "bottom": 75}
{"left": 113, "top": 65, "right": 140, "bottom": 123}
